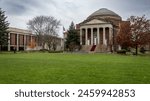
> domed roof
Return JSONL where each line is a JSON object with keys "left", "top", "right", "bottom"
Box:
{"left": 88, "top": 8, "right": 121, "bottom": 19}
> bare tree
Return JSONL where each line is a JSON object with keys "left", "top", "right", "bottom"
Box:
{"left": 44, "top": 17, "right": 60, "bottom": 50}
{"left": 27, "top": 16, "right": 60, "bottom": 50}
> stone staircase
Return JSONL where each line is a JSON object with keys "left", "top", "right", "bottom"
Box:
{"left": 80, "top": 45, "right": 92, "bottom": 53}
{"left": 90, "top": 45, "right": 96, "bottom": 51}
{"left": 80, "top": 44, "right": 109, "bottom": 53}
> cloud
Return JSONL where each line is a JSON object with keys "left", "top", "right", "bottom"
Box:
{"left": 0, "top": 0, "right": 150, "bottom": 37}
{"left": 0, "top": 0, "right": 43, "bottom": 15}
{"left": 3, "top": 1, "right": 26, "bottom": 15}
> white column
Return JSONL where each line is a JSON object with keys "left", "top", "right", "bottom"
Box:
{"left": 16, "top": 34, "right": 19, "bottom": 51}
{"left": 24, "top": 35, "right": 26, "bottom": 50}
{"left": 97, "top": 28, "right": 100, "bottom": 44}
{"left": 80, "top": 29, "right": 82, "bottom": 45}
{"left": 91, "top": 28, "right": 93, "bottom": 45}
{"left": 103, "top": 27, "right": 106, "bottom": 45}
{"left": 109, "top": 27, "right": 112, "bottom": 44}
{"left": 8, "top": 33, "right": 10, "bottom": 51}
{"left": 85, "top": 28, "right": 88, "bottom": 45}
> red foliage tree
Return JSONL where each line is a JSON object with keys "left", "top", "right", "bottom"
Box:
{"left": 116, "top": 21, "right": 132, "bottom": 49}
{"left": 116, "top": 15, "right": 150, "bottom": 55}
{"left": 128, "top": 15, "right": 150, "bottom": 55}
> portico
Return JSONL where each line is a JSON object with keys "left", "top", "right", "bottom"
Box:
{"left": 80, "top": 25, "right": 113, "bottom": 46}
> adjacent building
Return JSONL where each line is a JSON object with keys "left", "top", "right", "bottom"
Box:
{"left": 7, "top": 27, "right": 36, "bottom": 51}
{"left": 2, "top": 27, "right": 64, "bottom": 51}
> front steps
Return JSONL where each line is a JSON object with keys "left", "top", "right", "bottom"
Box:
{"left": 81, "top": 44, "right": 110, "bottom": 53}
{"left": 90, "top": 45, "right": 96, "bottom": 51}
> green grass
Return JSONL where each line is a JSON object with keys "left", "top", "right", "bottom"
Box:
{"left": 0, "top": 52, "right": 150, "bottom": 84}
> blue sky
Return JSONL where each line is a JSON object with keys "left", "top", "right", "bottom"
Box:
{"left": 0, "top": 0, "right": 150, "bottom": 37}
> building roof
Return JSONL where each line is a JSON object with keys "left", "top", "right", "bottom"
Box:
{"left": 87, "top": 8, "right": 121, "bottom": 19}
{"left": 8, "top": 27, "right": 32, "bottom": 35}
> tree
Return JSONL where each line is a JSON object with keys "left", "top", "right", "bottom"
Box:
{"left": 65, "top": 22, "right": 80, "bottom": 51}
{"left": 128, "top": 15, "right": 150, "bottom": 55}
{"left": 44, "top": 17, "right": 60, "bottom": 51}
{"left": 116, "top": 15, "right": 150, "bottom": 55}
{"left": 27, "top": 16, "right": 60, "bottom": 50}
{"left": 0, "top": 8, "right": 9, "bottom": 51}
{"left": 116, "top": 21, "right": 132, "bottom": 50}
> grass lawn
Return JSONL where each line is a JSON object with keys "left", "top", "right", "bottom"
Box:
{"left": 0, "top": 52, "right": 150, "bottom": 84}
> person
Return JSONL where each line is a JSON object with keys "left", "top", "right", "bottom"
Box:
{"left": 13, "top": 46, "right": 16, "bottom": 53}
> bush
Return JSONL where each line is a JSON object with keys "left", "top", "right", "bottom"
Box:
{"left": 39, "top": 49, "right": 49, "bottom": 52}
{"left": 140, "top": 47, "right": 145, "bottom": 54}
{"left": 117, "top": 49, "right": 126, "bottom": 54}
{"left": 48, "top": 51, "right": 63, "bottom": 53}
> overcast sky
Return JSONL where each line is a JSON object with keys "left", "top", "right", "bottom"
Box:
{"left": 0, "top": 0, "right": 150, "bottom": 37}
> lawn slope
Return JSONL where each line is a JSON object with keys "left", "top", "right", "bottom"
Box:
{"left": 0, "top": 53, "right": 150, "bottom": 84}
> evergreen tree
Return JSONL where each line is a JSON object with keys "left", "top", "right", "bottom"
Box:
{"left": 65, "top": 22, "right": 80, "bottom": 51}
{"left": 0, "top": 8, "right": 9, "bottom": 51}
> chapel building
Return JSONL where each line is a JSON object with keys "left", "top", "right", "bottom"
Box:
{"left": 78, "top": 8, "right": 122, "bottom": 52}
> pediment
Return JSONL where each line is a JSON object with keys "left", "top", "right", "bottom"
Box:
{"left": 85, "top": 19, "right": 107, "bottom": 25}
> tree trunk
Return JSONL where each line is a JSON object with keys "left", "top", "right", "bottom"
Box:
{"left": 48, "top": 44, "right": 51, "bottom": 51}
{"left": 0, "top": 45, "right": 1, "bottom": 52}
{"left": 135, "top": 45, "right": 138, "bottom": 55}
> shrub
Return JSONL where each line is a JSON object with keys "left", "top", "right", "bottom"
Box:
{"left": 140, "top": 47, "right": 145, "bottom": 54}
{"left": 39, "top": 49, "right": 49, "bottom": 52}
{"left": 48, "top": 51, "right": 63, "bottom": 53}
{"left": 117, "top": 49, "right": 126, "bottom": 54}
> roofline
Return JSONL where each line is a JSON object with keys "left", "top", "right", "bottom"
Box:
{"left": 8, "top": 27, "right": 32, "bottom": 35}
{"left": 87, "top": 14, "right": 121, "bottom": 20}
{"left": 78, "top": 17, "right": 112, "bottom": 26}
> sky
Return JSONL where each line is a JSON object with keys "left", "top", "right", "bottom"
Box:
{"left": 0, "top": 0, "right": 150, "bottom": 37}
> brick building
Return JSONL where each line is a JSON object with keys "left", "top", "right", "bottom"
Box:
{"left": 7, "top": 27, "right": 36, "bottom": 51}
{"left": 2, "top": 27, "right": 64, "bottom": 51}
{"left": 78, "top": 8, "right": 122, "bottom": 52}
